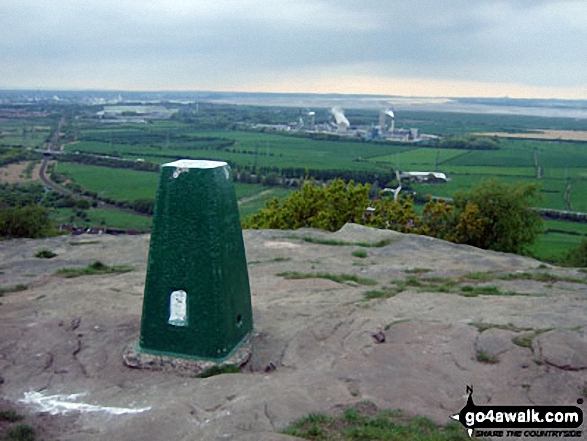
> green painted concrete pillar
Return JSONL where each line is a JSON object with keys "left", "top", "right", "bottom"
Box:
{"left": 137, "top": 159, "right": 253, "bottom": 362}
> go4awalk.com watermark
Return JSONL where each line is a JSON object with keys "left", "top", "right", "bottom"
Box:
{"left": 450, "top": 386, "right": 584, "bottom": 438}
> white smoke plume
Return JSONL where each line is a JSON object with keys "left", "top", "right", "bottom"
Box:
{"left": 331, "top": 107, "right": 350, "bottom": 127}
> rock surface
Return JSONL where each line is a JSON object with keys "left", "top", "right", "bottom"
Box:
{"left": 0, "top": 223, "right": 586, "bottom": 440}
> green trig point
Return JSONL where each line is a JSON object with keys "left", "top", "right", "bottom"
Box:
{"left": 124, "top": 159, "right": 253, "bottom": 375}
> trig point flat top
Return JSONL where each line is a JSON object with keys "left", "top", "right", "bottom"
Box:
{"left": 163, "top": 159, "right": 228, "bottom": 169}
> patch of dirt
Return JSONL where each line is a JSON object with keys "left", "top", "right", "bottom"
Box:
{"left": 0, "top": 161, "right": 42, "bottom": 184}
{"left": 475, "top": 130, "right": 587, "bottom": 141}
{"left": 0, "top": 224, "right": 586, "bottom": 440}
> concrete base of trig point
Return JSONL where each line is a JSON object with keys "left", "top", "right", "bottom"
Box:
{"left": 122, "top": 335, "right": 252, "bottom": 377}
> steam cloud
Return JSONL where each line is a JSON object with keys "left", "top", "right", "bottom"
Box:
{"left": 331, "top": 107, "right": 350, "bottom": 127}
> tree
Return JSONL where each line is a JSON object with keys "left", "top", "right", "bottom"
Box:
{"left": 564, "top": 239, "right": 587, "bottom": 267}
{"left": 0, "top": 205, "right": 56, "bottom": 239}
{"left": 243, "top": 179, "right": 371, "bottom": 231}
{"left": 75, "top": 199, "right": 90, "bottom": 210}
{"left": 452, "top": 180, "right": 542, "bottom": 254}
{"left": 131, "top": 199, "right": 155, "bottom": 215}
{"left": 243, "top": 178, "right": 542, "bottom": 256}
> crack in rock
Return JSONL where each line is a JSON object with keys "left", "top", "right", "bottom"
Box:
{"left": 263, "top": 402, "right": 275, "bottom": 430}
{"left": 532, "top": 329, "right": 587, "bottom": 371}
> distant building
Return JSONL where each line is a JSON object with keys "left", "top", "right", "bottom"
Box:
{"left": 400, "top": 171, "right": 448, "bottom": 183}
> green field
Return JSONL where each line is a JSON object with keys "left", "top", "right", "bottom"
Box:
{"left": 531, "top": 232, "right": 583, "bottom": 262}
{"left": 527, "top": 219, "right": 587, "bottom": 262}
{"left": 0, "top": 105, "right": 577, "bottom": 263}
{"left": 63, "top": 120, "right": 587, "bottom": 213}
{"left": 0, "top": 119, "right": 51, "bottom": 149}
{"left": 66, "top": 125, "right": 407, "bottom": 172}
{"left": 369, "top": 148, "right": 468, "bottom": 166}
{"left": 56, "top": 163, "right": 159, "bottom": 200}
{"left": 238, "top": 187, "right": 292, "bottom": 218}
{"left": 543, "top": 219, "right": 587, "bottom": 235}
{"left": 51, "top": 207, "right": 154, "bottom": 231}
{"left": 55, "top": 162, "right": 277, "bottom": 203}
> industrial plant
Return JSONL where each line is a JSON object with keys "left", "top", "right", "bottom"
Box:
{"left": 250, "top": 107, "right": 438, "bottom": 143}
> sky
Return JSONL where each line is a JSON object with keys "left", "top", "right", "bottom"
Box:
{"left": 1, "top": 0, "right": 586, "bottom": 99}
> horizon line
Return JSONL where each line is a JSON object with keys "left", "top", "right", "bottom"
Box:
{"left": 1, "top": 87, "right": 587, "bottom": 103}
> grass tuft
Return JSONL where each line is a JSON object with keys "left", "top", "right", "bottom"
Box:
{"left": 476, "top": 350, "right": 499, "bottom": 364}
{"left": 404, "top": 268, "right": 433, "bottom": 274}
{"left": 35, "top": 249, "right": 57, "bottom": 259}
{"left": 352, "top": 250, "right": 368, "bottom": 258}
{"left": 69, "top": 240, "right": 100, "bottom": 246}
{"left": 282, "top": 402, "right": 481, "bottom": 440}
{"left": 0, "top": 284, "right": 28, "bottom": 296}
{"left": 199, "top": 364, "right": 240, "bottom": 378}
{"left": 271, "top": 257, "right": 292, "bottom": 262}
{"left": 512, "top": 334, "right": 534, "bottom": 348}
{"left": 302, "top": 237, "right": 394, "bottom": 248}
{"left": 463, "top": 272, "right": 496, "bottom": 281}
{"left": 364, "top": 288, "right": 399, "bottom": 300}
{"left": 278, "top": 271, "right": 377, "bottom": 286}
{"left": 459, "top": 285, "right": 501, "bottom": 297}
{"left": 55, "top": 261, "right": 133, "bottom": 278}
{"left": 512, "top": 328, "right": 554, "bottom": 349}
{"left": 7, "top": 423, "right": 36, "bottom": 441}
{"left": 499, "top": 272, "right": 585, "bottom": 284}
{"left": 384, "top": 319, "right": 411, "bottom": 330}
{"left": 469, "top": 322, "right": 535, "bottom": 333}
{"left": 0, "top": 409, "right": 24, "bottom": 422}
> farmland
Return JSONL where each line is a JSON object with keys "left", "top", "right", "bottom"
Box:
{"left": 52, "top": 163, "right": 290, "bottom": 223}
{"left": 65, "top": 126, "right": 406, "bottom": 171}
{"left": 61, "top": 123, "right": 587, "bottom": 214}
{"left": 51, "top": 207, "right": 154, "bottom": 231}
{"left": 1, "top": 98, "right": 587, "bottom": 263}
{"left": 56, "top": 163, "right": 159, "bottom": 200}
{"left": 530, "top": 219, "right": 587, "bottom": 261}
{"left": 0, "top": 119, "right": 52, "bottom": 150}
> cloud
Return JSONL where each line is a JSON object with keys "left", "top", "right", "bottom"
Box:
{"left": 0, "top": 1, "right": 586, "bottom": 98}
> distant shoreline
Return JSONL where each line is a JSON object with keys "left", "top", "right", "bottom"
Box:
{"left": 1, "top": 89, "right": 586, "bottom": 119}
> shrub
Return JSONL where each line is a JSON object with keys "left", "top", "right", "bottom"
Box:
{"left": 75, "top": 199, "right": 90, "bottom": 210}
{"left": 564, "top": 239, "right": 587, "bottom": 267}
{"left": 8, "top": 423, "right": 35, "bottom": 441}
{"left": 35, "top": 249, "right": 57, "bottom": 259}
{"left": 0, "top": 409, "right": 24, "bottom": 422}
{"left": 244, "top": 179, "right": 371, "bottom": 231}
{"left": 452, "top": 179, "right": 542, "bottom": 254}
{"left": 244, "top": 178, "right": 542, "bottom": 255}
{"left": 0, "top": 205, "right": 56, "bottom": 239}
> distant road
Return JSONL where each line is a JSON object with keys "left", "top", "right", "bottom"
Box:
{"left": 39, "top": 156, "right": 68, "bottom": 196}
{"left": 38, "top": 115, "right": 70, "bottom": 195}
{"left": 36, "top": 115, "right": 152, "bottom": 218}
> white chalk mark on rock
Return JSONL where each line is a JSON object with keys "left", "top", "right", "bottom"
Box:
{"left": 21, "top": 391, "right": 151, "bottom": 416}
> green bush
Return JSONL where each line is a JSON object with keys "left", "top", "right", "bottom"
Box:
{"left": 452, "top": 179, "right": 542, "bottom": 254}
{"left": 8, "top": 423, "right": 35, "bottom": 441}
{"left": 0, "top": 409, "right": 24, "bottom": 422}
{"left": 0, "top": 205, "right": 56, "bottom": 239}
{"left": 35, "top": 249, "right": 57, "bottom": 259}
{"left": 244, "top": 179, "right": 371, "bottom": 231}
{"left": 564, "top": 239, "right": 587, "bottom": 267}
{"left": 75, "top": 199, "right": 90, "bottom": 210}
{"left": 244, "top": 178, "right": 542, "bottom": 255}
